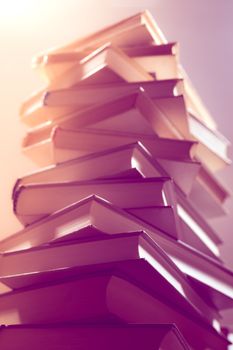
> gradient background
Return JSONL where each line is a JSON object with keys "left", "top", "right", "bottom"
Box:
{"left": 1, "top": 0, "right": 233, "bottom": 265}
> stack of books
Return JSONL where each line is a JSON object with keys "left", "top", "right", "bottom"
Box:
{"left": 0, "top": 10, "right": 232, "bottom": 349}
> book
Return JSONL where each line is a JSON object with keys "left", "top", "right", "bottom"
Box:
{"left": 188, "top": 113, "right": 231, "bottom": 171}
{"left": 175, "top": 187, "right": 221, "bottom": 257}
{"left": 22, "top": 127, "right": 197, "bottom": 166}
{"left": 123, "top": 43, "right": 180, "bottom": 80}
{"left": 14, "top": 177, "right": 172, "bottom": 226}
{"left": 1, "top": 195, "right": 176, "bottom": 252}
{"left": 188, "top": 275, "right": 233, "bottom": 311}
{"left": 0, "top": 324, "right": 191, "bottom": 350}
{"left": 15, "top": 142, "right": 200, "bottom": 196}
{"left": 20, "top": 79, "right": 183, "bottom": 127}
{"left": 33, "top": 43, "right": 180, "bottom": 83}
{"left": 122, "top": 44, "right": 220, "bottom": 132}
{"left": 197, "top": 165, "right": 229, "bottom": 202}
{"left": 21, "top": 89, "right": 186, "bottom": 131}
{"left": 188, "top": 179, "right": 227, "bottom": 218}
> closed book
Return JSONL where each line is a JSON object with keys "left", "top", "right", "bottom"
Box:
{"left": 14, "top": 177, "right": 172, "bottom": 226}
{"left": 0, "top": 324, "right": 191, "bottom": 350}
{"left": 20, "top": 79, "right": 183, "bottom": 127}
{"left": 16, "top": 142, "right": 200, "bottom": 196}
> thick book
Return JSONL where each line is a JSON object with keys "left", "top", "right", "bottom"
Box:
{"left": 1, "top": 195, "right": 179, "bottom": 252}
{"left": 20, "top": 79, "right": 183, "bottom": 127}
{"left": 16, "top": 142, "right": 200, "bottom": 196}
{"left": 175, "top": 187, "right": 222, "bottom": 257}
{"left": 188, "top": 275, "right": 233, "bottom": 311}
{"left": 0, "top": 324, "right": 191, "bottom": 350}
{"left": 14, "top": 177, "right": 172, "bottom": 226}
{"left": 188, "top": 113, "right": 231, "bottom": 171}
{"left": 33, "top": 43, "right": 180, "bottom": 83}
{"left": 21, "top": 90, "right": 181, "bottom": 139}
{"left": 22, "top": 127, "right": 197, "bottom": 166}
{"left": 124, "top": 43, "right": 180, "bottom": 80}
{"left": 177, "top": 163, "right": 229, "bottom": 219}
{"left": 122, "top": 44, "right": 220, "bottom": 133}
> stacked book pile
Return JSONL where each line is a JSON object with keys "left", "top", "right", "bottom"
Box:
{"left": 0, "top": 11, "right": 232, "bottom": 349}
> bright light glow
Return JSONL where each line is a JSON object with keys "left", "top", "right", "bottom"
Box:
{"left": 228, "top": 333, "right": 233, "bottom": 350}
{"left": 171, "top": 257, "right": 233, "bottom": 299}
{"left": 5, "top": 241, "right": 32, "bottom": 253}
{"left": 139, "top": 245, "right": 186, "bottom": 298}
{"left": 162, "top": 190, "right": 168, "bottom": 206}
{"left": 0, "top": 282, "right": 12, "bottom": 294}
{"left": 212, "top": 319, "right": 221, "bottom": 333}
{"left": 177, "top": 204, "right": 219, "bottom": 256}
{"left": 131, "top": 156, "right": 144, "bottom": 176}
{"left": 0, "top": 0, "right": 37, "bottom": 20}
{"left": 1, "top": 307, "right": 21, "bottom": 323}
{"left": 173, "top": 86, "right": 179, "bottom": 96}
